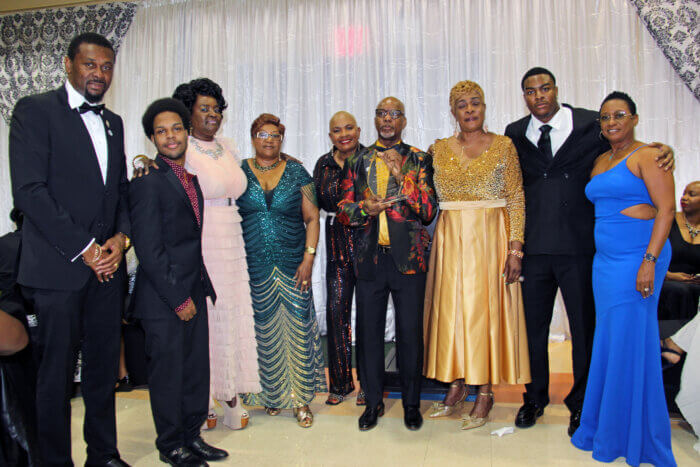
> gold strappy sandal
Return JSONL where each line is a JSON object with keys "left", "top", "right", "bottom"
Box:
{"left": 461, "top": 392, "right": 493, "bottom": 430}
{"left": 430, "top": 381, "right": 467, "bottom": 418}
{"left": 265, "top": 407, "right": 281, "bottom": 416}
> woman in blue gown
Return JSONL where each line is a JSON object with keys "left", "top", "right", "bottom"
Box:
{"left": 238, "top": 113, "right": 326, "bottom": 428}
{"left": 571, "top": 92, "right": 676, "bottom": 466}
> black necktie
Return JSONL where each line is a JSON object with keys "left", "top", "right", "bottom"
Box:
{"left": 538, "top": 124, "right": 553, "bottom": 159}
{"left": 78, "top": 102, "right": 105, "bottom": 115}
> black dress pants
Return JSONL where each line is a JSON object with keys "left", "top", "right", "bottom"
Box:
{"left": 325, "top": 260, "right": 358, "bottom": 396}
{"left": 356, "top": 250, "right": 425, "bottom": 408}
{"left": 141, "top": 294, "right": 209, "bottom": 454}
{"left": 521, "top": 254, "right": 595, "bottom": 412}
{"left": 23, "top": 274, "right": 123, "bottom": 467}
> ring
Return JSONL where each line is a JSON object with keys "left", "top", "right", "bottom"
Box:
{"left": 643, "top": 287, "right": 650, "bottom": 292}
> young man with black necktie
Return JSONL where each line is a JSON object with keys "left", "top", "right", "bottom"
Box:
{"left": 504, "top": 67, "right": 674, "bottom": 437}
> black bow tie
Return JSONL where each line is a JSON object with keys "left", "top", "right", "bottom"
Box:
{"left": 78, "top": 103, "right": 105, "bottom": 115}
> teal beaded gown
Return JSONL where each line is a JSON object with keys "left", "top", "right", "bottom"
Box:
{"left": 238, "top": 160, "right": 326, "bottom": 408}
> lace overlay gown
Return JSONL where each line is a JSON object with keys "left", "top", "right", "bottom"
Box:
{"left": 423, "top": 135, "right": 531, "bottom": 385}
{"left": 185, "top": 136, "right": 261, "bottom": 400}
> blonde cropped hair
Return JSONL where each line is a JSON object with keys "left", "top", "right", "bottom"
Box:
{"left": 449, "top": 80, "right": 485, "bottom": 110}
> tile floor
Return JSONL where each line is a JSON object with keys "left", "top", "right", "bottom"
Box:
{"left": 69, "top": 342, "right": 699, "bottom": 466}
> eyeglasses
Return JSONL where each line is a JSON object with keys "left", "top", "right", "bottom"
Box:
{"left": 375, "top": 109, "right": 404, "bottom": 119}
{"left": 598, "top": 112, "right": 634, "bottom": 123}
{"left": 255, "top": 131, "right": 283, "bottom": 140}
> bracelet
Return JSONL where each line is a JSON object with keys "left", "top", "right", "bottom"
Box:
{"left": 83, "top": 244, "right": 102, "bottom": 265}
{"left": 305, "top": 246, "right": 316, "bottom": 255}
{"left": 643, "top": 252, "right": 657, "bottom": 263}
{"left": 508, "top": 249, "right": 524, "bottom": 259}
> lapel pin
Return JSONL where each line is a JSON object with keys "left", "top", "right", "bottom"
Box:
{"left": 107, "top": 129, "right": 113, "bottom": 137}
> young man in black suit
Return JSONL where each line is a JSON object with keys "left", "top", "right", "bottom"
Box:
{"left": 129, "top": 98, "right": 226, "bottom": 467}
{"left": 10, "top": 33, "right": 131, "bottom": 467}
{"left": 504, "top": 67, "right": 674, "bottom": 436}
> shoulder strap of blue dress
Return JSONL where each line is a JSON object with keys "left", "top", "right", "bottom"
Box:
{"left": 622, "top": 144, "right": 649, "bottom": 161}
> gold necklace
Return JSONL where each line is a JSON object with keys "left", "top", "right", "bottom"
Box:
{"left": 608, "top": 141, "right": 636, "bottom": 161}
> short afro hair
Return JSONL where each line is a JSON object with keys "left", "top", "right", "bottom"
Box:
{"left": 142, "top": 98, "right": 191, "bottom": 138}
{"left": 172, "top": 78, "right": 228, "bottom": 113}
{"left": 250, "top": 113, "right": 285, "bottom": 138}
{"left": 67, "top": 32, "right": 114, "bottom": 60}
{"left": 600, "top": 91, "right": 637, "bottom": 115}
{"left": 521, "top": 67, "right": 556, "bottom": 90}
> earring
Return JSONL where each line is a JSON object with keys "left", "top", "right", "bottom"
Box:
{"left": 598, "top": 131, "right": 604, "bottom": 140}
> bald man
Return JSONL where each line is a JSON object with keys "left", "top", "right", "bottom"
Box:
{"left": 338, "top": 97, "right": 437, "bottom": 431}
{"left": 313, "top": 111, "right": 365, "bottom": 405}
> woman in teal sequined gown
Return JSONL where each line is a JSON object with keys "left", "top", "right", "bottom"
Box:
{"left": 238, "top": 114, "right": 326, "bottom": 427}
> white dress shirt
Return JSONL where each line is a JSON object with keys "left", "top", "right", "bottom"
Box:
{"left": 525, "top": 105, "right": 573, "bottom": 157}
{"left": 65, "top": 81, "right": 109, "bottom": 183}
{"left": 65, "top": 81, "right": 108, "bottom": 261}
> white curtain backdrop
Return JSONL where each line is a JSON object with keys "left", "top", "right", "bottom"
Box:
{"left": 2, "top": 0, "right": 699, "bottom": 338}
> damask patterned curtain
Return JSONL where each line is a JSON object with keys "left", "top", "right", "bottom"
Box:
{"left": 0, "top": 2, "right": 139, "bottom": 123}
{"left": 631, "top": 0, "right": 700, "bottom": 100}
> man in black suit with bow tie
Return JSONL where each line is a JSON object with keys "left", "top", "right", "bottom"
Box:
{"left": 129, "top": 98, "right": 226, "bottom": 467}
{"left": 504, "top": 67, "right": 673, "bottom": 437}
{"left": 10, "top": 33, "right": 131, "bottom": 466}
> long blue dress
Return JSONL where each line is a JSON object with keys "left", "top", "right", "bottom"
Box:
{"left": 237, "top": 160, "right": 326, "bottom": 408}
{"left": 572, "top": 147, "right": 675, "bottom": 466}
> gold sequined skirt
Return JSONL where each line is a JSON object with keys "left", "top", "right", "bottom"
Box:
{"left": 423, "top": 200, "right": 531, "bottom": 385}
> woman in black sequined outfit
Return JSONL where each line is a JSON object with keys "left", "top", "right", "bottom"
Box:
{"left": 313, "top": 111, "right": 365, "bottom": 405}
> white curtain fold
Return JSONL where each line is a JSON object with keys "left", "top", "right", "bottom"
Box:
{"left": 1, "top": 0, "right": 698, "bottom": 337}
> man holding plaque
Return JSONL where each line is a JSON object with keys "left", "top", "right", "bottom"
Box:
{"left": 337, "top": 96, "right": 437, "bottom": 432}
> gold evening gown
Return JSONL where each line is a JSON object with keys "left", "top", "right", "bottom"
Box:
{"left": 423, "top": 135, "right": 531, "bottom": 385}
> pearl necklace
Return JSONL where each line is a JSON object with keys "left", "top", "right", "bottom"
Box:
{"left": 191, "top": 137, "right": 223, "bottom": 160}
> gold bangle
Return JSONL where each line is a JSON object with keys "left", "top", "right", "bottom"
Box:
{"left": 305, "top": 246, "right": 316, "bottom": 255}
{"left": 508, "top": 249, "right": 524, "bottom": 259}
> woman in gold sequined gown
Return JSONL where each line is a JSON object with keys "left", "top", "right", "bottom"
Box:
{"left": 423, "top": 81, "right": 531, "bottom": 430}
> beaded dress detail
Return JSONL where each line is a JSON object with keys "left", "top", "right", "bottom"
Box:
{"left": 423, "top": 135, "right": 530, "bottom": 385}
{"left": 237, "top": 160, "right": 326, "bottom": 408}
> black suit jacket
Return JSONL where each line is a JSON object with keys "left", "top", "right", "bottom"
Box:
{"left": 128, "top": 156, "right": 215, "bottom": 320}
{"left": 9, "top": 85, "right": 130, "bottom": 290}
{"left": 505, "top": 104, "right": 609, "bottom": 255}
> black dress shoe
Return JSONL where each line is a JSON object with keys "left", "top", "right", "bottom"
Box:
{"left": 159, "top": 447, "right": 208, "bottom": 466}
{"left": 568, "top": 409, "right": 582, "bottom": 437}
{"left": 515, "top": 399, "right": 544, "bottom": 428}
{"left": 404, "top": 406, "right": 423, "bottom": 431}
{"left": 187, "top": 437, "right": 228, "bottom": 461}
{"left": 358, "top": 402, "right": 385, "bottom": 431}
{"left": 85, "top": 457, "right": 131, "bottom": 467}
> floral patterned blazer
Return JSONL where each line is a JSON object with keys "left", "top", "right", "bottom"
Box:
{"left": 337, "top": 141, "right": 437, "bottom": 279}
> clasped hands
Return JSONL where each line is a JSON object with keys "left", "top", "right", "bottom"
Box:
{"left": 81, "top": 233, "right": 127, "bottom": 282}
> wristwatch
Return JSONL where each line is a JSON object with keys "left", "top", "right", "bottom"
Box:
{"left": 121, "top": 233, "right": 132, "bottom": 251}
{"left": 643, "top": 252, "right": 657, "bottom": 263}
